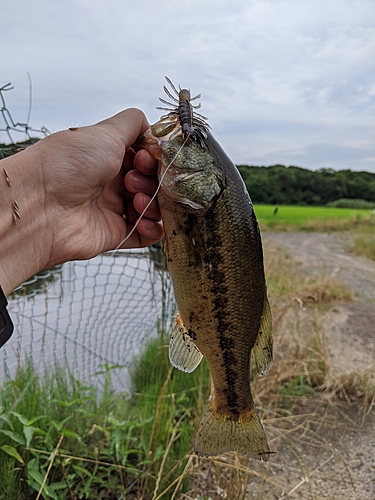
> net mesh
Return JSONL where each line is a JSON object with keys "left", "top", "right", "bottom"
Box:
{"left": 2, "top": 249, "right": 173, "bottom": 391}
{"left": 0, "top": 81, "right": 174, "bottom": 390}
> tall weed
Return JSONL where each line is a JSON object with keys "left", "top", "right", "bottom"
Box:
{"left": 0, "top": 244, "right": 373, "bottom": 499}
{"left": 350, "top": 233, "right": 375, "bottom": 261}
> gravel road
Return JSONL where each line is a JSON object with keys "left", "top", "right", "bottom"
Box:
{"left": 250, "top": 232, "right": 375, "bottom": 499}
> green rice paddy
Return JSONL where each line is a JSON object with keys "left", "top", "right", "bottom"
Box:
{"left": 253, "top": 204, "right": 374, "bottom": 231}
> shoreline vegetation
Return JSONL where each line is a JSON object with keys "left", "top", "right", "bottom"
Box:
{"left": 1, "top": 140, "right": 374, "bottom": 498}
{"left": 1, "top": 212, "right": 374, "bottom": 498}
{"left": 1, "top": 122, "right": 374, "bottom": 497}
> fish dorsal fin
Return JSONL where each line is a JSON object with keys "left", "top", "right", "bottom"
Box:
{"left": 252, "top": 296, "right": 273, "bottom": 376}
{"left": 169, "top": 313, "right": 203, "bottom": 373}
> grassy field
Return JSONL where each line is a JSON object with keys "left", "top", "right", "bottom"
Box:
{"left": 254, "top": 204, "right": 374, "bottom": 232}
{"left": 0, "top": 207, "right": 374, "bottom": 499}
{"left": 1, "top": 242, "right": 373, "bottom": 499}
{"left": 0, "top": 204, "right": 374, "bottom": 499}
{"left": 254, "top": 205, "right": 375, "bottom": 262}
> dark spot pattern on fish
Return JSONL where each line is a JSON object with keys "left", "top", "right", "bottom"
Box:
{"left": 188, "top": 329, "right": 197, "bottom": 340}
{"left": 183, "top": 213, "right": 198, "bottom": 235}
{"left": 182, "top": 213, "right": 207, "bottom": 268}
{"left": 224, "top": 386, "right": 240, "bottom": 417}
{"left": 211, "top": 281, "right": 228, "bottom": 297}
{"left": 203, "top": 204, "right": 241, "bottom": 414}
{"left": 219, "top": 339, "right": 239, "bottom": 414}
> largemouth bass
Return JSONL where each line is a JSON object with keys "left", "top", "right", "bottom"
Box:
{"left": 137, "top": 82, "right": 273, "bottom": 459}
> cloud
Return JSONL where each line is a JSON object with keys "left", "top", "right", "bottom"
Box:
{"left": 1, "top": 0, "right": 374, "bottom": 172}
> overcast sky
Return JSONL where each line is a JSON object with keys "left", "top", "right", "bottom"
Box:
{"left": 1, "top": 0, "right": 374, "bottom": 172}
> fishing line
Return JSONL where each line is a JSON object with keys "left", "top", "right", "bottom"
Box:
{"left": 113, "top": 134, "right": 189, "bottom": 252}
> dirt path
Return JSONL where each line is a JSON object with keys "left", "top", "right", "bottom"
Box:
{"left": 263, "top": 232, "right": 375, "bottom": 373}
{"left": 263, "top": 232, "right": 375, "bottom": 302}
{"left": 251, "top": 232, "right": 375, "bottom": 499}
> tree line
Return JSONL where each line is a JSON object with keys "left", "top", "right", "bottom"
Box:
{"left": 1, "top": 142, "right": 375, "bottom": 207}
{"left": 238, "top": 164, "right": 375, "bottom": 206}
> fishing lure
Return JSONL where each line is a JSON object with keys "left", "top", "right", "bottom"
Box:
{"left": 156, "top": 76, "right": 210, "bottom": 147}
{"left": 115, "top": 78, "right": 209, "bottom": 249}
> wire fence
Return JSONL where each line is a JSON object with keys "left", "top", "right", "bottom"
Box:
{"left": 0, "top": 80, "right": 49, "bottom": 157}
{"left": 0, "top": 82, "right": 174, "bottom": 391}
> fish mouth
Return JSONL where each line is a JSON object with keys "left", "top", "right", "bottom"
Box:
{"left": 132, "top": 128, "right": 158, "bottom": 156}
{"left": 133, "top": 124, "right": 206, "bottom": 210}
{"left": 134, "top": 116, "right": 182, "bottom": 159}
{"left": 150, "top": 115, "right": 182, "bottom": 140}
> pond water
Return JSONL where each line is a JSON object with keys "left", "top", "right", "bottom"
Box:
{"left": 1, "top": 249, "right": 173, "bottom": 392}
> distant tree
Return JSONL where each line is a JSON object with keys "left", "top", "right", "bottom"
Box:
{"left": 238, "top": 165, "right": 375, "bottom": 206}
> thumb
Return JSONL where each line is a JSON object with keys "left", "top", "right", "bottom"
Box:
{"left": 97, "top": 108, "right": 150, "bottom": 150}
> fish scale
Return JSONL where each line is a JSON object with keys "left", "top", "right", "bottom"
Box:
{"left": 137, "top": 91, "right": 273, "bottom": 459}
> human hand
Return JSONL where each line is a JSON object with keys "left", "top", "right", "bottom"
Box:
{"left": 0, "top": 108, "right": 164, "bottom": 295}
{"left": 38, "top": 108, "right": 164, "bottom": 265}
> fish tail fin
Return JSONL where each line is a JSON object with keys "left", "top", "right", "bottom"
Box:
{"left": 194, "top": 401, "right": 270, "bottom": 460}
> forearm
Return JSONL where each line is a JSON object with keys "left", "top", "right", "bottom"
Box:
{"left": 0, "top": 145, "right": 51, "bottom": 295}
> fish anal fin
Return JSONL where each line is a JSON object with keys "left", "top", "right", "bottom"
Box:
{"left": 194, "top": 401, "right": 270, "bottom": 460}
{"left": 252, "top": 295, "right": 273, "bottom": 376}
{"left": 169, "top": 313, "right": 203, "bottom": 373}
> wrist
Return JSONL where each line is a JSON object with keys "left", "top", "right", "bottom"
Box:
{"left": 0, "top": 144, "right": 51, "bottom": 295}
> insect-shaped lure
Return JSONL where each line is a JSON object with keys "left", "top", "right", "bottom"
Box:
{"left": 156, "top": 76, "right": 210, "bottom": 147}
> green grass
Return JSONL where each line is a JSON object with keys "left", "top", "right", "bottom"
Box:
{"left": 126, "top": 337, "right": 211, "bottom": 498}
{"left": 253, "top": 204, "right": 375, "bottom": 261}
{"left": 326, "top": 198, "right": 375, "bottom": 209}
{"left": 350, "top": 229, "right": 375, "bottom": 261}
{"left": 254, "top": 204, "right": 374, "bottom": 231}
{"left": 1, "top": 241, "right": 373, "bottom": 499}
{"left": 0, "top": 360, "right": 131, "bottom": 500}
{"left": 0, "top": 344, "right": 211, "bottom": 500}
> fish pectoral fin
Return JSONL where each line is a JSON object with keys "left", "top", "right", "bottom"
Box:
{"left": 169, "top": 313, "right": 203, "bottom": 373}
{"left": 252, "top": 295, "right": 273, "bottom": 376}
